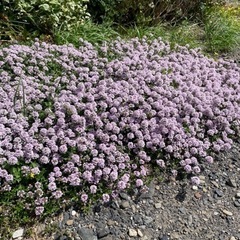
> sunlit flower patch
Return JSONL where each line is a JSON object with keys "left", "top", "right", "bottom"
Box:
{"left": 0, "top": 37, "right": 239, "bottom": 215}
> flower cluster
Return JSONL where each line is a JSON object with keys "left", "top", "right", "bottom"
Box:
{"left": 0, "top": 37, "right": 239, "bottom": 215}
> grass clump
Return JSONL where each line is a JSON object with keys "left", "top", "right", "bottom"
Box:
{"left": 202, "top": 5, "right": 240, "bottom": 53}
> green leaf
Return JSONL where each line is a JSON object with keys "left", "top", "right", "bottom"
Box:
{"left": 12, "top": 166, "right": 21, "bottom": 183}
{"left": 40, "top": 4, "right": 50, "bottom": 12}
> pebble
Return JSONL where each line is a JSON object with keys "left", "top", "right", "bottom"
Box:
{"left": 160, "top": 235, "right": 169, "bottom": 240}
{"left": 97, "top": 228, "right": 110, "bottom": 238}
{"left": 171, "top": 232, "right": 180, "bottom": 239}
{"left": 194, "top": 192, "right": 202, "bottom": 199}
{"left": 99, "top": 236, "right": 114, "bottom": 240}
{"left": 128, "top": 228, "right": 138, "bottom": 237}
{"left": 235, "top": 192, "right": 240, "bottom": 198}
{"left": 120, "top": 200, "right": 130, "bottom": 209}
{"left": 119, "top": 192, "right": 130, "bottom": 200}
{"left": 234, "top": 200, "right": 240, "bottom": 207}
{"left": 78, "top": 227, "right": 97, "bottom": 240}
{"left": 230, "top": 237, "right": 237, "bottom": 240}
{"left": 211, "top": 181, "right": 219, "bottom": 188}
{"left": 137, "top": 229, "right": 144, "bottom": 237}
{"left": 71, "top": 210, "right": 77, "bottom": 216}
{"left": 154, "top": 202, "right": 162, "bottom": 209}
{"left": 221, "top": 209, "right": 233, "bottom": 216}
{"left": 199, "top": 175, "right": 206, "bottom": 185}
{"left": 227, "top": 178, "right": 237, "bottom": 188}
{"left": 143, "top": 216, "right": 153, "bottom": 224}
{"left": 192, "top": 186, "right": 198, "bottom": 190}
{"left": 12, "top": 228, "right": 24, "bottom": 239}
{"left": 107, "top": 220, "right": 115, "bottom": 226}
{"left": 214, "top": 189, "right": 224, "bottom": 197}
{"left": 66, "top": 219, "right": 74, "bottom": 226}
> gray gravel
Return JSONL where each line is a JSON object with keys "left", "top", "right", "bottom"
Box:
{"left": 11, "top": 141, "right": 240, "bottom": 240}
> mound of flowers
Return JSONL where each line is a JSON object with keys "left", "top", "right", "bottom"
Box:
{"left": 0, "top": 37, "right": 239, "bottom": 216}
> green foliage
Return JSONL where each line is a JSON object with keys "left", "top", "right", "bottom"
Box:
{"left": 87, "top": 0, "right": 226, "bottom": 26}
{"left": 54, "top": 21, "right": 119, "bottom": 46}
{"left": 0, "top": 0, "right": 90, "bottom": 37}
{"left": 202, "top": 5, "right": 240, "bottom": 53}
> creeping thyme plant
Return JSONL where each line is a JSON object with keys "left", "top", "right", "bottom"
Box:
{"left": 0, "top": 37, "right": 240, "bottom": 222}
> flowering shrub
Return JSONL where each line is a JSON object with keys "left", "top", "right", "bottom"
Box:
{"left": 1, "top": 0, "right": 90, "bottom": 34}
{"left": 0, "top": 37, "right": 239, "bottom": 216}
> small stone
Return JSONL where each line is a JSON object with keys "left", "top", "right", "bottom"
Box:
{"left": 143, "top": 216, "right": 153, "bottom": 224}
{"left": 230, "top": 236, "right": 236, "bottom": 240}
{"left": 107, "top": 220, "right": 115, "bottom": 226}
{"left": 179, "top": 207, "right": 186, "bottom": 214}
{"left": 194, "top": 192, "right": 202, "bottom": 199}
{"left": 192, "top": 186, "right": 198, "bottom": 190}
{"left": 203, "top": 187, "right": 208, "bottom": 193}
{"left": 199, "top": 175, "right": 206, "bottom": 185}
{"left": 154, "top": 202, "right": 162, "bottom": 209}
{"left": 66, "top": 219, "right": 74, "bottom": 226}
{"left": 222, "top": 209, "right": 233, "bottom": 216}
{"left": 214, "top": 189, "right": 224, "bottom": 197}
{"left": 171, "top": 232, "right": 180, "bottom": 239}
{"left": 100, "top": 237, "right": 114, "bottom": 240}
{"left": 119, "top": 192, "right": 130, "bottom": 200}
{"left": 97, "top": 228, "right": 110, "bottom": 238}
{"left": 71, "top": 210, "right": 77, "bottom": 216}
{"left": 78, "top": 227, "right": 97, "bottom": 240}
{"left": 131, "top": 205, "right": 136, "bottom": 213}
{"left": 137, "top": 229, "right": 144, "bottom": 237}
{"left": 227, "top": 178, "right": 237, "bottom": 188}
{"left": 120, "top": 200, "right": 130, "bottom": 209}
{"left": 12, "top": 228, "right": 24, "bottom": 239}
{"left": 100, "top": 236, "right": 114, "bottom": 240}
{"left": 128, "top": 228, "right": 138, "bottom": 237}
{"left": 188, "top": 215, "right": 193, "bottom": 226}
{"left": 199, "top": 175, "right": 205, "bottom": 180}
{"left": 160, "top": 235, "right": 169, "bottom": 240}
{"left": 59, "top": 236, "right": 68, "bottom": 240}
{"left": 235, "top": 192, "right": 240, "bottom": 198}
{"left": 234, "top": 200, "right": 240, "bottom": 207}
{"left": 211, "top": 181, "right": 219, "bottom": 188}
{"left": 133, "top": 214, "right": 143, "bottom": 225}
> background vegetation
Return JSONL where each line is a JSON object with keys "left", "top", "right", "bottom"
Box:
{"left": 0, "top": 0, "right": 239, "bottom": 56}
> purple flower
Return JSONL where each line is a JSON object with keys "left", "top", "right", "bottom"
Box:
{"left": 193, "top": 166, "right": 201, "bottom": 173}
{"left": 35, "top": 206, "right": 44, "bottom": 215}
{"left": 205, "top": 156, "right": 213, "bottom": 164}
{"left": 102, "top": 193, "right": 110, "bottom": 202}
{"left": 48, "top": 182, "right": 57, "bottom": 191}
{"left": 191, "top": 176, "right": 200, "bottom": 185}
{"left": 52, "top": 190, "right": 63, "bottom": 199}
{"left": 184, "top": 165, "right": 192, "bottom": 173}
{"left": 136, "top": 179, "right": 143, "bottom": 187}
{"left": 59, "top": 145, "right": 68, "bottom": 154}
{"left": 90, "top": 185, "right": 97, "bottom": 194}
{"left": 156, "top": 159, "right": 165, "bottom": 168}
{"left": 117, "top": 180, "right": 127, "bottom": 190}
{"left": 81, "top": 193, "right": 88, "bottom": 203}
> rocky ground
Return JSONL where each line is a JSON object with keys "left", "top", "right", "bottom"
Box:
{"left": 10, "top": 138, "right": 240, "bottom": 240}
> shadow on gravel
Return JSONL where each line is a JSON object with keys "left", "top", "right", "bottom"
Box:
{"left": 175, "top": 183, "right": 187, "bottom": 202}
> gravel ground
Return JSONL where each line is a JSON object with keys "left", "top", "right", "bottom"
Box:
{"left": 10, "top": 139, "right": 240, "bottom": 240}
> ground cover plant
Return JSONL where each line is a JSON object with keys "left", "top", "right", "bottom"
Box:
{"left": 0, "top": 37, "right": 240, "bottom": 238}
